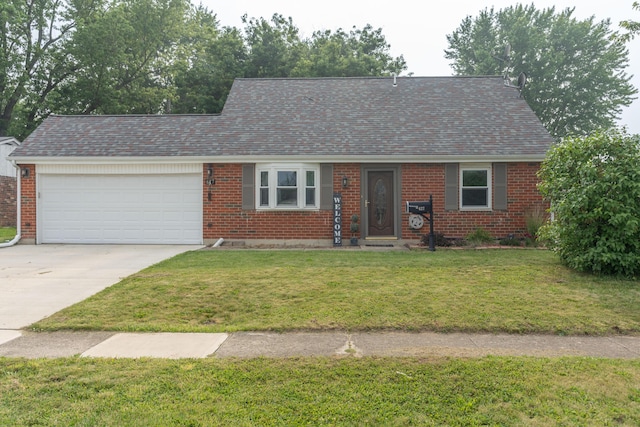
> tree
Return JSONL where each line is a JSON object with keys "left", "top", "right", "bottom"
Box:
{"left": 170, "top": 5, "right": 246, "bottom": 114}
{"left": 445, "top": 4, "right": 637, "bottom": 139}
{"left": 538, "top": 129, "right": 640, "bottom": 276}
{"left": 242, "top": 13, "right": 307, "bottom": 78}
{"left": 52, "top": 0, "right": 188, "bottom": 115}
{"left": 298, "top": 25, "right": 406, "bottom": 77}
{"left": 171, "top": 12, "right": 406, "bottom": 113}
{"left": 0, "top": 0, "right": 102, "bottom": 138}
{"left": 619, "top": 1, "right": 640, "bottom": 42}
{"left": 3, "top": 2, "right": 408, "bottom": 137}
{"left": 242, "top": 14, "right": 406, "bottom": 79}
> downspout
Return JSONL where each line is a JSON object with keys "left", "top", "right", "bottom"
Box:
{"left": 0, "top": 161, "right": 21, "bottom": 248}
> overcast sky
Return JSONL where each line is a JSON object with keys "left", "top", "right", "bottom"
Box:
{"left": 201, "top": 0, "right": 639, "bottom": 134}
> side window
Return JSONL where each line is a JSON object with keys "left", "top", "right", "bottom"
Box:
{"left": 259, "top": 171, "right": 269, "bottom": 207}
{"left": 305, "top": 170, "right": 316, "bottom": 207}
{"left": 460, "top": 165, "right": 491, "bottom": 209}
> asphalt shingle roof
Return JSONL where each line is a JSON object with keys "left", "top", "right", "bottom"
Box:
{"left": 12, "top": 76, "right": 553, "bottom": 160}
{"left": 13, "top": 114, "right": 221, "bottom": 158}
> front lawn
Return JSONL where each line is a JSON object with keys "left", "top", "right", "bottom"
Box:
{"left": 1, "top": 357, "right": 639, "bottom": 425}
{"left": 31, "top": 249, "right": 640, "bottom": 335}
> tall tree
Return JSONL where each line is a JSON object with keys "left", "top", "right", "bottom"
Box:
{"left": 170, "top": 5, "right": 245, "bottom": 114}
{"left": 445, "top": 5, "right": 637, "bottom": 139}
{"left": 242, "top": 13, "right": 307, "bottom": 78}
{"left": 619, "top": 1, "right": 640, "bottom": 42}
{"left": 3, "top": 2, "right": 409, "bottom": 137}
{"left": 0, "top": 0, "right": 102, "bottom": 138}
{"left": 52, "top": 0, "right": 188, "bottom": 115}
{"left": 298, "top": 25, "right": 406, "bottom": 77}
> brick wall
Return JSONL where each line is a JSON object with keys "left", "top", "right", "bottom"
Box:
{"left": 17, "top": 162, "right": 544, "bottom": 244}
{"left": 19, "top": 164, "right": 36, "bottom": 241}
{"left": 0, "top": 175, "right": 17, "bottom": 227}
{"left": 203, "top": 164, "right": 336, "bottom": 240}
{"left": 203, "top": 162, "right": 545, "bottom": 242}
{"left": 401, "top": 162, "right": 545, "bottom": 240}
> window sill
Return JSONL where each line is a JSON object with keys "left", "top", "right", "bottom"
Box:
{"left": 460, "top": 207, "right": 493, "bottom": 212}
{"left": 256, "top": 207, "right": 321, "bottom": 212}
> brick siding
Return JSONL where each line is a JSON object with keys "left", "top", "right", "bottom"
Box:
{"left": 18, "top": 164, "right": 36, "bottom": 240}
{"left": 203, "top": 162, "right": 545, "bottom": 242}
{"left": 401, "top": 163, "right": 546, "bottom": 240}
{"left": 203, "top": 164, "right": 335, "bottom": 240}
{"left": 17, "top": 162, "right": 544, "bottom": 243}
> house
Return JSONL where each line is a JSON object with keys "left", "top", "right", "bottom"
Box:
{"left": 0, "top": 137, "right": 20, "bottom": 227}
{"left": 9, "top": 76, "right": 554, "bottom": 245}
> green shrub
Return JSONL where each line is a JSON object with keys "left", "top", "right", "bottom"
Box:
{"left": 466, "top": 227, "right": 494, "bottom": 245}
{"left": 538, "top": 128, "right": 640, "bottom": 276}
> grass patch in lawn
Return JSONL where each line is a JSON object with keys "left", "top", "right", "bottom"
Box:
{"left": 32, "top": 249, "right": 640, "bottom": 335}
{"left": 1, "top": 356, "right": 639, "bottom": 425}
{"left": 0, "top": 227, "right": 16, "bottom": 242}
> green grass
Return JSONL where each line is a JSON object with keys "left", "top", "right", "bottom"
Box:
{"left": 32, "top": 249, "right": 640, "bottom": 335}
{"left": 1, "top": 357, "right": 639, "bottom": 425}
{"left": 0, "top": 227, "right": 16, "bottom": 242}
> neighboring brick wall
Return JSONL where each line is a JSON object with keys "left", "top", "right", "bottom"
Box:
{"left": 203, "top": 162, "right": 545, "bottom": 242}
{"left": 19, "top": 164, "right": 36, "bottom": 241}
{"left": 401, "top": 162, "right": 545, "bottom": 240}
{"left": 0, "top": 175, "right": 17, "bottom": 227}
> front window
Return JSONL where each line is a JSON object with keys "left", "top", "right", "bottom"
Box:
{"left": 277, "top": 171, "right": 298, "bottom": 206}
{"left": 460, "top": 165, "right": 491, "bottom": 209}
{"left": 257, "top": 164, "right": 319, "bottom": 209}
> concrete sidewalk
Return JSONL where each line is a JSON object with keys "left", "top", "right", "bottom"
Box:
{"left": 1, "top": 330, "right": 639, "bottom": 359}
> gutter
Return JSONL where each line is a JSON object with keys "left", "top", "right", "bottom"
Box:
{"left": 8, "top": 154, "right": 550, "bottom": 164}
{"left": 0, "top": 161, "right": 21, "bottom": 248}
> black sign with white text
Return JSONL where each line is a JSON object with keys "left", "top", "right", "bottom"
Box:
{"left": 333, "top": 193, "right": 342, "bottom": 246}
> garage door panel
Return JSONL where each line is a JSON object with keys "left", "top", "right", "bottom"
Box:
{"left": 39, "top": 173, "right": 202, "bottom": 244}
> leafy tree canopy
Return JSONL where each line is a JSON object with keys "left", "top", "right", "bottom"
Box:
{"left": 1, "top": 3, "right": 405, "bottom": 138}
{"left": 619, "top": 1, "right": 640, "bottom": 42}
{"left": 538, "top": 129, "right": 640, "bottom": 276}
{"left": 445, "top": 4, "right": 637, "bottom": 139}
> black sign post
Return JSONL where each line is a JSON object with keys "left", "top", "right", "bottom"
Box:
{"left": 333, "top": 193, "right": 342, "bottom": 247}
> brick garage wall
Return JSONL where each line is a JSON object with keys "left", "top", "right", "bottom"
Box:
{"left": 0, "top": 175, "right": 17, "bottom": 227}
{"left": 203, "top": 164, "right": 361, "bottom": 241}
{"left": 18, "top": 164, "right": 36, "bottom": 241}
{"left": 204, "top": 162, "right": 544, "bottom": 242}
{"left": 401, "top": 162, "right": 545, "bottom": 240}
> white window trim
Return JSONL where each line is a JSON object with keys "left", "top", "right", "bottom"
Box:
{"left": 459, "top": 164, "right": 492, "bottom": 211}
{"left": 256, "top": 163, "right": 320, "bottom": 210}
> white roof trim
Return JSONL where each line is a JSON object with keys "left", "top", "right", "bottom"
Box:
{"left": 0, "top": 137, "right": 20, "bottom": 146}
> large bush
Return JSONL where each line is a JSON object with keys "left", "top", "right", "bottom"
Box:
{"left": 538, "top": 129, "right": 640, "bottom": 276}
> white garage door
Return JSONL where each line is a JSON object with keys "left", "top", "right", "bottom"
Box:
{"left": 39, "top": 170, "right": 202, "bottom": 244}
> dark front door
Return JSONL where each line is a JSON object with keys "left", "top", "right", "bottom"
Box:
{"left": 366, "top": 170, "right": 395, "bottom": 237}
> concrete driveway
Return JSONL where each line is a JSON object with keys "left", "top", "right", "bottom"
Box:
{"left": 0, "top": 245, "right": 199, "bottom": 330}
